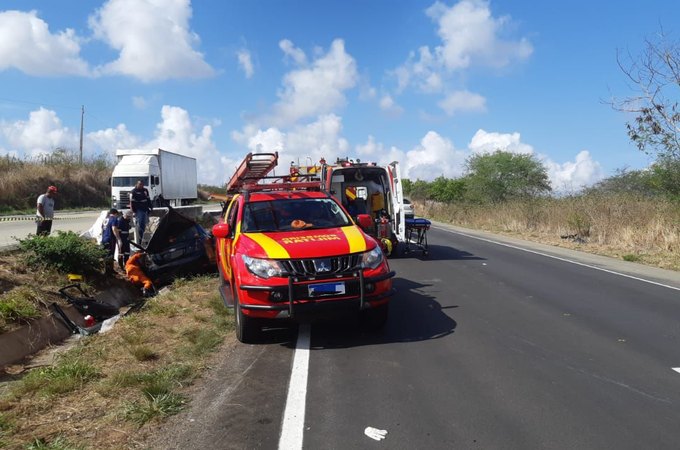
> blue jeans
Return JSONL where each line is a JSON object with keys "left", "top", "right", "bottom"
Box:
{"left": 134, "top": 210, "right": 149, "bottom": 244}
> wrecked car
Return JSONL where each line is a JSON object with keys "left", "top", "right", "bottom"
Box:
{"left": 130, "top": 207, "right": 216, "bottom": 287}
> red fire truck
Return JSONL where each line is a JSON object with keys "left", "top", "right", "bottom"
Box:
{"left": 212, "top": 152, "right": 396, "bottom": 343}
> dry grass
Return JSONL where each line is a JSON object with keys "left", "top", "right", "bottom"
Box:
{"left": 0, "top": 153, "right": 113, "bottom": 213}
{"left": 417, "top": 195, "right": 680, "bottom": 271}
{"left": 0, "top": 275, "right": 233, "bottom": 449}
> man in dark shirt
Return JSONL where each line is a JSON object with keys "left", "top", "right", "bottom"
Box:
{"left": 113, "top": 209, "right": 133, "bottom": 269}
{"left": 130, "top": 180, "right": 152, "bottom": 244}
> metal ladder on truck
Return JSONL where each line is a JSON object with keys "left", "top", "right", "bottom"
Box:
{"left": 226, "top": 152, "right": 279, "bottom": 194}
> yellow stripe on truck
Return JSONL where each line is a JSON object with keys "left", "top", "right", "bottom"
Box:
{"left": 247, "top": 233, "right": 290, "bottom": 259}
{"left": 342, "top": 226, "right": 368, "bottom": 254}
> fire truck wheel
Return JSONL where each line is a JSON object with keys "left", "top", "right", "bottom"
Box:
{"left": 360, "top": 303, "right": 389, "bottom": 331}
{"left": 235, "top": 291, "right": 261, "bottom": 343}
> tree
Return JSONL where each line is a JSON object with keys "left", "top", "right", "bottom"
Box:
{"left": 464, "top": 151, "right": 551, "bottom": 203}
{"left": 428, "top": 176, "right": 467, "bottom": 203}
{"left": 614, "top": 30, "right": 680, "bottom": 160}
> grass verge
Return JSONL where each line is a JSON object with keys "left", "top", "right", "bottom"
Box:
{"left": 0, "top": 275, "right": 233, "bottom": 449}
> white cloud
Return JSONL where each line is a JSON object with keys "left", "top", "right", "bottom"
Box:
{"left": 379, "top": 95, "right": 404, "bottom": 116}
{"left": 0, "top": 106, "right": 232, "bottom": 185}
{"left": 147, "top": 105, "right": 230, "bottom": 184}
{"left": 232, "top": 114, "right": 350, "bottom": 173}
{"left": 426, "top": 0, "right": 533, "bottom": 71}
{"left": 269, "top": 39, "right": 358, "bottom": 127}
{"left": 237, "top": 49, "right": 254, "bottom": 79}
{"left": 468, "top": 129, "right": 533, "bottom": 154}
{"left": 438, "top": 90, "right": 487, "bottom": 116}
{"left": 0, "top": 108, "right": 78, "bottom": 156}
{"left": 544, "top": 150, "right": 603, "bottom": 192}
{"left": 355, "top": 131, "right": 466, "bottom": 180}
{"left": 88, "top": 0, "right": 215, "bottom": 82}
{"left": 279, "top": 39, "right": 307, "bottom": 65}
{"left": 0, "top": 10, "right": 90, "bottom": 76}
{"left": 392, "top": 0, "right": 533, "bottom": 110}
{"left": 87, "top": 124, "right": 140, "bottom": 151}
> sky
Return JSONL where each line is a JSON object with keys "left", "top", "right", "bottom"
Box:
{"left": 0, "top": 0, "right": 677, "bottom": 191}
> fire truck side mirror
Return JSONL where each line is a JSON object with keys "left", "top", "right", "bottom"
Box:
{"left": 212, "top": 222, "right": 231, "bottom": 238}
{"left": 356, "top": 214, "right": 373, "bottom": 230}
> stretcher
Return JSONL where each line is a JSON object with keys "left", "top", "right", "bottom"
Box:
{"left": 404, "top": 218, "right": 431, "bottom": 256}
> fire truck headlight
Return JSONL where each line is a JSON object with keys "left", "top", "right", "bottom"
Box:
{"left": 242, "top": 255, "right": 284, "bottom": 279}
{"left": 361, "top": 247, "right": 384, "bottom": 270}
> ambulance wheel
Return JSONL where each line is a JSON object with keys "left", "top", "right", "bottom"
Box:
{"left": 360, "top": 303, "right": 389, "bottom": 331}
{"left": 235, "top": 291, "right": 261, "bottom": 343}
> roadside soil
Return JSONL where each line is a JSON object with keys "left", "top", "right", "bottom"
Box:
{"left": 0, "top": 244, "right": 233, "bottom": 449}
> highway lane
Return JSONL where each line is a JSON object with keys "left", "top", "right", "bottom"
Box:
{"left": 0, "top": 212, "right": 100, "bottom": 248}
{"left": 0, "top": 205, "right": 222, "bottom": 249}
{"left": 149, "top": 223, "right": 680, "bottom": 449}
{"left": 302, "top": 226, "right": 680, "bottom": 449}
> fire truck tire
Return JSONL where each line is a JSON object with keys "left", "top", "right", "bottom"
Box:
{"left": 360, "top": 303, "right": 389, "bottom": 331}
{"left": 235, "top": 291, "right": 261, "bottom": 343}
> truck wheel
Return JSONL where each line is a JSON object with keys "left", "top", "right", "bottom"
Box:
{"left": 360, "top": 303, "right": 389, "bottom": 331}
{"left": 235, "top": 292, "right": 261, "bottom": 343}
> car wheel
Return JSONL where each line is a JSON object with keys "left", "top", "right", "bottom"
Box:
{"left": 235, "top": 289, "right": 261, "bottom": 343}
{"left": 360, "top": 303, "right": 389, "bottom": 331}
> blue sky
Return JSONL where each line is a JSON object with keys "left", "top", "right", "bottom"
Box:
{"left": 0, "top": 0, "right": 677, "bottom": 189}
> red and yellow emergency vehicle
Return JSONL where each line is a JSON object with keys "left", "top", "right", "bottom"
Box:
{"left": 212, "top": 152, "right": 396, "bottom": 343}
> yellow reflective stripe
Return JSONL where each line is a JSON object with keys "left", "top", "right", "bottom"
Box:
{"left": 247, "top": 233, "right": 290, "bottom": 259}
{"left": 342, "top": 226, "right": 367, "bottom": 253}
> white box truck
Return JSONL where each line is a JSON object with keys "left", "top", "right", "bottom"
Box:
{"left": 111, "top": 148, "right": 197, "bottom": 209}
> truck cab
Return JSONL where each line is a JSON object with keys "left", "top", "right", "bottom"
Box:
{"left": 111, "top": 154, "right": 161, "bottom": 209}
{"left": 212, "top": 153, "right": 396, "bottom": 343}
{"left": 110, "top": 148, "right": 197, "bottom": 209}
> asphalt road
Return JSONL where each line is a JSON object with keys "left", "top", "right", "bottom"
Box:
{"left": 0, "top": 212, "right": 101, "bottom": 248}
{"left": 0, "top": 205, "right": 222, "bottom": 249}
{"left": 152, "top": 223, "right": 680, "bottom": 450}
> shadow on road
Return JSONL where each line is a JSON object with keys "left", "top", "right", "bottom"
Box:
{"left": 306, "top": 277, "right": 457, "bottom": 349}
{"left": 397, "top": 243, "right": 485, "bottom": 262}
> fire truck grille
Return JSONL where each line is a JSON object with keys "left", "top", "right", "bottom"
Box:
{"left": 281, "top": 254, "right": 361, "bottom": 276}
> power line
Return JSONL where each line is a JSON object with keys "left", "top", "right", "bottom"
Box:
{"left": 0, "top": 96, "right": 82, "bottom": 111}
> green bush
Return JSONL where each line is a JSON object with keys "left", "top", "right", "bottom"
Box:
{"left": 18, "top": 231, "right": 106, "bottom": 274}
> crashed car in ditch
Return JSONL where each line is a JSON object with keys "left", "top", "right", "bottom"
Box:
{"left": 129, "top": 207, "right": 216, "bottom": 287}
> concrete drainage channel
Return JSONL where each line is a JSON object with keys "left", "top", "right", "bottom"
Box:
{"left": 0, "top": 283, "right": 141, "bottom": 370}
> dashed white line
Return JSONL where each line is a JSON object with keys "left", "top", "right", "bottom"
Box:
{"left": 672, "top": 368, "right": 680, "bottom": 374}
{"left": 278, "top": 323, "right": 311, "bottom": 450}
{"left": 436, "top": 226, "right": 680, "bottom": 292}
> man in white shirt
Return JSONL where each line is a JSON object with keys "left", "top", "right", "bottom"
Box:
{"left": 36, "top": 185, "right": 58, "bottom": 236}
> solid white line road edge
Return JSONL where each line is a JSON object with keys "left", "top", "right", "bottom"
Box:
{"left": 673, "top": 368, "right": 680, "bottom": 374}
{"left": 278, "top": 323, "right": 311, "bottom": 450}
{"left": 436, "top": 226, "right": 680, "bottom": 292}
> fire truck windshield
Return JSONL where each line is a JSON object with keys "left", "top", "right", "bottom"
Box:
{"left": 242, "top": 198, "right": 351, "bottom": 232}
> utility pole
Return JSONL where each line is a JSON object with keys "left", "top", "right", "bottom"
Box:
{"left": 79, "top": 105, "right": 84, "bottom": 164}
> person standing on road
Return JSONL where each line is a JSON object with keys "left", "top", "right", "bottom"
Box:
{"left": 36, "top": 186, "right": 58, "bottom": 236}
{"left": 130, "top": 180, "right": 152, "bottom": 244}
{"left": 112, "top": 209, "right": 133, "bottom": 269}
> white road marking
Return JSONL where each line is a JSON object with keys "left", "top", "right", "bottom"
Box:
{"left": 364, "top": 427, "right": 388, "bottom": 441}
{"left": 278, "top": 324, "right": 311, "bottom": 450}
{"left": 672, "top": 368, "right": 680, "bottom": 374}
{"left": 437, "top": 227, "right": 680, "bottom": 292}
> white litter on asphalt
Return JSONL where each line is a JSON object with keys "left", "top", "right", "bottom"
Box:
{"left": 364, "top": 427, "right": 388, "bottom": 441}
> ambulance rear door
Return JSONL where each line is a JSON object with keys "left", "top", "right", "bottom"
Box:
{"left": 387, "top": 161, "right": 405, "bottom": 243}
